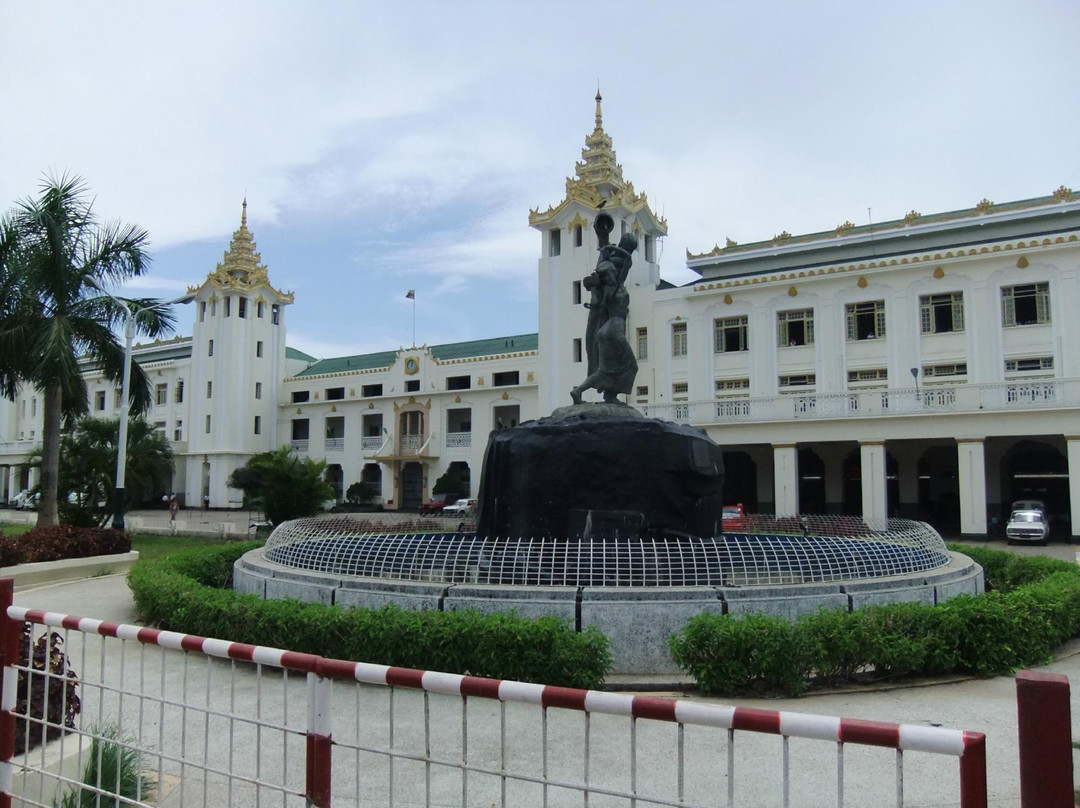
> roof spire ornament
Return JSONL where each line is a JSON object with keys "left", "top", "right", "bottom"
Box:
{"left": 241, "top": 197, "right": 248, "bottom": 227}
{"left": 594, "top": 87, "right": 603, "bottom": 133}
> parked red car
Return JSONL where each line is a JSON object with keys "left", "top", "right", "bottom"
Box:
{"left": 722, "top": 503, "right": 746, "bottom": 531}
{"left": 419, "top": 493, "right": 459, "bottom": 514}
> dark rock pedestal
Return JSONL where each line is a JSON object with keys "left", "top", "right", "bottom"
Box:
{"left": 475, "top": 406, "right": 725, "bottom": 539}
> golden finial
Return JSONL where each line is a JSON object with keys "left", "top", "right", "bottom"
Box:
{"left": 594, "top": 87, "right": 603, "bottom": 131}
{"left": 241, "top": 197, "right": 248, "bottom": 228}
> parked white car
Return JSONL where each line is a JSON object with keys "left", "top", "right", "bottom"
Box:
{"left": 442, "top": 498, "right": 478, "bottom": 515}
{"left": 1006, "top": 509, "right": 1049, "bottom": 544}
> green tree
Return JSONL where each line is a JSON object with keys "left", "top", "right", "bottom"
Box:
{"left": 29, "top": 416, "right": 174, "bottom": 527}
{"left": 0, "top": 175, "right": 174, "bottom": 526}
{"left": 345, "top": 480, "right": 374, "bottom": 505}
{"left": 227, "top": 447, "right": 334, "bottom": 526}
{"left": 432, "top": 467, "right": 463, "bottom": 497}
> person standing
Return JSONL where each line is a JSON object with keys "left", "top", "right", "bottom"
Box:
{"left": 168, "top": 495, "right": 178, "bottom": 522}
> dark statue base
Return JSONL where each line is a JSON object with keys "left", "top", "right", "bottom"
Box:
{"left": 475, "top": 410, "right": 725, "bottom": 540}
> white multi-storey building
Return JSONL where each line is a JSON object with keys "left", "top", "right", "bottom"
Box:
{"left": 2, "top": 97, "right": 1079, "bottom": 538}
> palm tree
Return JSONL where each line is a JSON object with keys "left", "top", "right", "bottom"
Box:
{"left": 0, "top": 174, "right": 174, "bottom": 526}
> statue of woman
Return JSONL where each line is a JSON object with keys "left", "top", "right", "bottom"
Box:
{"left": 571, "top": 231, "right": 639, "bottom": 404}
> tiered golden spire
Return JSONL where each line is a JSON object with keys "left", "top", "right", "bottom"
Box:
{"left": 188, "top": 201, "right": 293, "bottom": 303}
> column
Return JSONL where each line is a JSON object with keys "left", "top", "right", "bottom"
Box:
{"left": 1067, "top": 436, "right": 1080, "bottom": 542}
{"left": 860, "top": 441, "right": 888, "bottom": 529}
{"left": 756, "top": 449, "right": 775, "bottom": 513}
{"left": 823, "top": 452, "right": 844, "bottom": 514}
{"left": 890, "top": 444, "right": 921, "bottom": 520}
{"left": 773, "top": 444, "right": 799, "bottom": 515}
{"left": 957, "top": 438, "right": 988, "bottom": 537}
{"left": 0, "top": 466, "right": 8, "bottom": 503}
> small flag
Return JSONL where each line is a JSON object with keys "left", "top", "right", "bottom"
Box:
{"left": 405, "top": 289, "right": 415, "bottom": 300}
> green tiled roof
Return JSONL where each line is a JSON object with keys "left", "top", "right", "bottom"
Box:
{"left": 286, "top": 346, "right": 318, "bottom": 362}
{"left": 291, "top": 333, "right": 538, "bottom": 378}
{"left": 295, "top": 351, "right": 398, "bottom": 377}
{"left": 430, "top": 333, "right": 537, "bottom": 360}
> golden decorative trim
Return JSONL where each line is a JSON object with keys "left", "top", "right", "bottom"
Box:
{"left": 1016, "top": 256, "right": 1029, "bottom": 268}
{"left": 834, "top": 221, "right": 855, "bottom": 236}
{"left": 295, "top": 408, "right": 301, "bottom": 414}
{"left": 975, "top": 198, "right": 994, "bottom": 213}
{"left": 368, "top": 402, "right": 374, "bottom": 409}
{"left": 526, "top": 372, "right": 534, "bottom": 382}
{"left": 773, "top": 443, "right": 797, "bottom": 449}
{"left": 725, "top": 237, "right": 737, "bottom": 248}
{"left": 723, "top": 294, "right": 733, "bottom": 304}
{"left": 771, "top": 231, "right": 791, "bottom": 245}
{"left": 933, "top": 266, "right": 945, "bottom": 279}
{"left": 903, "top": 210, "right": 922, "bottom": 224}
{"left": 787, "top": 286, "right": 798, "bottom": 297}
{"left": 454, "top": 395, "right": 461, "bottom": 403}
{"left": 1053, "top": 185, "right": 1075, "bottom": 202}
{"left": 857, "top": 277, "right": 868, "bottom": 288}
{"left": 956, "top": 437, "right": 984, "bottom": 444}
{"left": 501, "top": 392, "right": 509, "bottom": 400}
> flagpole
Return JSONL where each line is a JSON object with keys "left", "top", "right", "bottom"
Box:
{"left": 406, "top": 289, "right": 416, "bottom": 347}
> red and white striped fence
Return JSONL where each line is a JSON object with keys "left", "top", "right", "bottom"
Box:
{"left": 0, "top": 579, "right": 987, "bottom": 807}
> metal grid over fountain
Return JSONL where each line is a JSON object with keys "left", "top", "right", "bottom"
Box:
{"left": 261, "top": 515, "right": 952, "bottom": 588}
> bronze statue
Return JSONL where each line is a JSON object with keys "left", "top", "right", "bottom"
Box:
{"left": 571, "top": 213, "right": 638, "bottom": 404}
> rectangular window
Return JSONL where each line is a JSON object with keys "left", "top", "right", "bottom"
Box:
{"left": 95, "top": 391, "right": 106, "bottom": 411}
{"left": 257, "top": 301, "right": 264, "bottom": 318}
{"left": 644, "top": 235, "right": 655, "bottom": 263}
{"left": 206, "top": 381, "right": 212, "bottom": 399}
{"left": 405, "top": 379, "right": 420, "bottom": 393}
{"left": 199, "top": 301, "right": 206, "bottom": 322}
{"left": 174, "top": 420, "right": 183, "bottom": 442}
{"left": 271, "top": 304, "right": 280, "bottom": 325}
{"left": 292, "top": 390, "right": 310, "bottom": 403}
{"left": 845, "top": 301, "right": 886, "bottom": 341}
{"left": 671, "top": 322, "right": 687, "bottom": 356}
{"left": 174, "top": 380, "right": 184, "bottom": 403}
{"left": 238, "top": 297, "right": 247, "bottom": 318}
{"left": 446, "top": 375, "right": 471, "bottom": 391}
{"left": 672, "top": 382, "right": 689, "bottom": 400}
{"left": 715, "top": 378, "right": 750, "bottom": 395}
{"left": 920, "top": 292, "right": 964, "bottom": 334}
{"left": 572, "top": 338, "right": 582, "bottom": 363}
{"left": 777, "top": 309, "right": 815, "bottom": 347}
{"left": 361, "top": 383, "right": 383, "bottom": 397}
{"left": 572, "top": 281, "right": 582, "bottom": 305}
{"left": 549, "top": 228, "right": 561, "bottom": 257}
{"left": 224, "top": 297, "right": 231, "bottom": 317}
{"left": 255, "top": 382, "right": 262, "bottom": 399}
{"left": 205, "top": 414, "right": 212, "bottom": 434}
{"left": 573, "top": 224, "right": 583, "bottom": 248}
{"left": 846, "top": 368, "right": 888, "bottom": 384}
{"left": 114, "top": 389, "right": 122, "bottom": 409}
{"left": 153, "top": 421, "right": 167, "bottom": 436}
{"left": 254, "top": 415, "right": 261, "bottom": 435}
{"left": 256, "top": 341, "right": 263, "bottom": 358}
{"left": 326, "top": 387, "right": 345, "bottom": 401}
{"left": 155, "top": 383, "right": 168, "bottom": 406}
{"left": 208, "top": 339, "right": 214, "bottom": 357}
{"left": 923, "top": 363, "right": 967, "bottom": 378}
{"left": 779, "top": 373, "right": 816, "bottom": 388}
{"left": 636, "top": 385, "right": 649, "bottom": 397}
{"left": 1002, "top": 282, "right": 1051, "bottom": 326}
{"left": 636, "top": 327, "right": 648, "bottom": 360}
{"left": 1004, "top": 356, "right": 1054, "bottom": 374}
{"left": 210, "top": 299, "right": 217, "bottom": 317}
{"left": 30, "top": 398, "right": 36, "bottom": 416}
{"left": 713, "top": 316, "right": 749, "bottom": 353}
{"left": 493, "top": 371, "right": 519, "bottom": 387}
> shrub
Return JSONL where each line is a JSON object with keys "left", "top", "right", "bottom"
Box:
{"left": 15, "top": 625, "right": 81, "bottom": 755}
{"left": 128, "top": 543, "right": 612, "bottom": 689}
{"left": 0, "top": 525, "right": 130, "bottom": 567}
{"left": 671, "top": 550, "right": 1080, "bottom": 696}
{"left": 56, "top": 723, "right": 154, "bottom": 808}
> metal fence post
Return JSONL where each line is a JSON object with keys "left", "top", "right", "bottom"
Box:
{"left": 306, "top": 666, "right": 333, "bottom": 808}
{"left": 0, "top": 579, "right": 18, "bottom": 808}
{"left": 1016, "top": 669, "right": 1073, "bottom": 808}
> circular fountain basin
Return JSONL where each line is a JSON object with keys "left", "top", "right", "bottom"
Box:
{"left": 234, "top": 516, "right": 983, "bottom": 674}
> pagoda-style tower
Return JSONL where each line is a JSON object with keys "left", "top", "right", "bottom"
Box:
{"left": 530, "top": 93, "right": 668, "bottom": 413}
{"left": 185, "top": 201, "right": 294, "bottom": 507}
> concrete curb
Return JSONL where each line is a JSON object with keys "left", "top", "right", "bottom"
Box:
{"left": 1, "top": 552, "right": 140, "bottom": 590}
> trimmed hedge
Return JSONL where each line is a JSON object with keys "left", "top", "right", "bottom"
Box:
{"left": 127, "top": 542, "right": 612, "bottom": 689}
{"left": 670, "top": 545, "right": 1080, "bottom": 696}
{"left": 0, "top": 525, "right": 131, "bottom": 567}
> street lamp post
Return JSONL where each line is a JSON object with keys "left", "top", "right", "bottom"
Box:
{"left": 89, "top": 280, "right": 193, "bottom": 530}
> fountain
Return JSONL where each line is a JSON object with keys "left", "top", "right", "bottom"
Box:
{"left": 234, "top": 213, "right": 983, "bottom": 674}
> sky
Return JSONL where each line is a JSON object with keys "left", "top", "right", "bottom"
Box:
{"left": 3, "top": 1, "right": 1079, "bottom": 361}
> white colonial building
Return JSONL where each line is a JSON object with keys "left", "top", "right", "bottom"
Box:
{"left": 3, "top": 97, "right": 1079, "bottom": 538}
